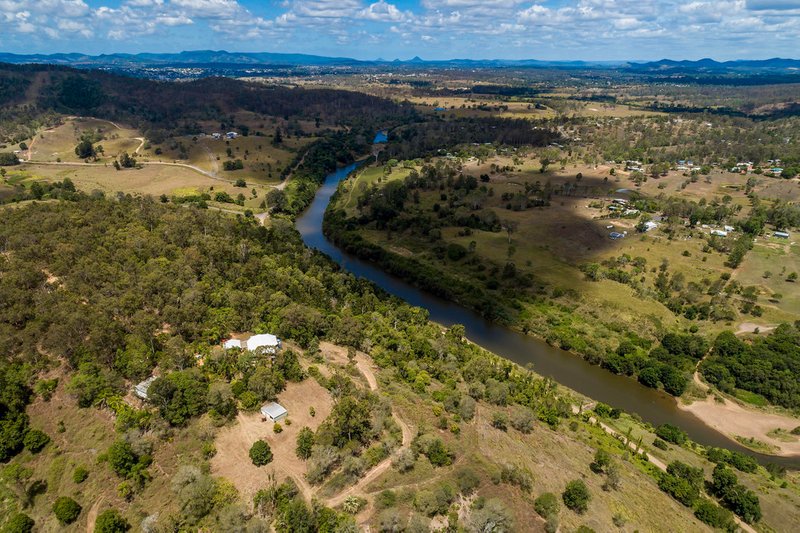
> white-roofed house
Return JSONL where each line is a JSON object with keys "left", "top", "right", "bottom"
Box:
{"left": 246, "top": 334, "right": 281, "bottom": 354}
{"left": 261, "top": 402, "right": 288, "bottom": 423}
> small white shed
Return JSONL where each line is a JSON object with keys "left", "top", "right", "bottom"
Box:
{"left": 261, "top": 402, "right": 288, "bottom": 423}
{"left": 223, "top": 339, "right": 242, "bottom": 350}
{"left": 134, "top": 376, "right": 158, "bottom": 400}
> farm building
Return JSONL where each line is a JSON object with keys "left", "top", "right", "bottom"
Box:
{"left": 642, "top": 221, "right": 658, "bottom": 232}
{"left": 774, "top": 231, "right": 790, "bottom": 239}
{"left": 247, "top": 333, "right": 281, "bottom": 353}
{"left": 261, "top": 402, "right": 288, "bottom": 423}
{"left": 223, "top": 339, "right": 242, "bottom": 350}
{"left": 609, "top": 232, "right": 625, "bottom": 240}
{"left": 711, "top": 229, "right": 728, "bottom": 237}
{"left": 134, "top": 376, "right": 158, "bottom": 400}
{"left": 226, "top": 132, "right": 238, "bottom": 139}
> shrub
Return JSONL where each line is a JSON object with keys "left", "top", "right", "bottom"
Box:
{"left": 341, "top": 495, "right": 366, "bottom": 515}
{"left": 53, "top": 496, "right": 82, "bottom": 525}
{"left": 500, "top": 464, "right": 533, "bottom": 493}
{"left": 392, "top": 448, "right": 416, "bottom": 473}
{"left": 306, "top": 445, "right": 341, "bottom": 484}
{"left": 562, "top": 479, "right": 590, "bottom": 513}
{"left": 413, "top": 484, "right": 454, "bottom": 517}
{"left": 456, "top": 467, "right": 480, "bottom": 495}
{"left": 3, "top": 512, "right": 34, "bottom": 533}
{"left": 414, "top": 435, "right": 454, "bottom": 467}
{"left": 273, "top": 423, "right": 283, "bottom": 434}
{"left": 534, "top": 492, "right": 559, "bottom": 518}
{"left": 653, "top": 438, "right": 669, "bottom": 450}
{"left": 23, "top": 429, "right": 50, "bottom": 453}
{"left": 34, "top": 378, "right": 58, "bottom": 401}
{"left": 375, "top": 490, "right": 396, "bottom": 509}
{"left": 249, "top": 440, "right": 273, "bottom": 466}
{"left": 94, "top": 509, "right": 131, "bottom": 533}
{"left": 73, "top": 466, "right": 89, "bottom": 484}
{"left": 201, "top": 442, "right": 216, "bottom": 459}
{"left": 590, "top": 449, "right": 611, "bottom": 473}
{"left": 509, "top": 406, "right": 534, "bottom": 433}
{"left": 491, "top": 412, "right": 508, "bottom": 431}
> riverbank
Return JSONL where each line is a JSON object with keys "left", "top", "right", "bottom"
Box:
{"left": 678, "top": 394, "right": 800, "bottom": 457}
{"left": 297, "top": 162, "right": 800, "bottom": 468}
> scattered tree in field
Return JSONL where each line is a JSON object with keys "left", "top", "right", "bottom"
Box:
{"left": 0, "top": 152, "right": 20, "bottom": 166}
{"left": 53, "top": 496, "right": 82, "bottom": 525}
{"left": 3, "top": 512, "right": 34, "bottom": 533}
{"left": 75, "top": 139, "right": 96, "bottom": 159}
{"left": 250, "top": 440, "right": 273, "bottom": 466}
{"left": 590, "top": 449, "right": 611, "bottom": 473}
{"left": 171, "top": 465, "right": 216, "bottom": 524}
{"left": 603, "top": 464, "right": 621, "bottom": 491}
{"left": 23, "top": 429, "right": 50, "bottom": 453}
{"left": 469, "top": 499, "right": 513, "bottom": 532}
{"left": 296, "top": 427, "right": 315, "bottom": 460}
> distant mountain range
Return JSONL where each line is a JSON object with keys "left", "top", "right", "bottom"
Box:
{"left": 0, "top": 50, "right": 622, "bottom": 68}
{"left": 627, "top": 57, "right": 800, "bottom": 74}
{"left": 1, "top": 51, "right": 799, "bottom": 74}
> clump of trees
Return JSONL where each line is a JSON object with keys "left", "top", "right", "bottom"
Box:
{"left": 702, "top": 327, "right": 800, "bottom": 408}
{"left": 0, "top": 152, "right": 20, "bottom": 165}
{"left": 113, "top": 152, "right": 136, "bottom": 170}
{"left": 710, "top": 464, "right": 762, "bottom": 524}
{"left": 254, "top": 477, "right": 354, "bottom": 531}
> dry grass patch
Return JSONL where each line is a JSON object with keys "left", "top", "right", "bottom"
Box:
{"left": 210, "top": 378, "right": 333, "bottom": 500}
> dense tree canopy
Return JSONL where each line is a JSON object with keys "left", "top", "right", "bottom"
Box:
{"left": 702, "top": 326, "right": 800, "bottom": 408}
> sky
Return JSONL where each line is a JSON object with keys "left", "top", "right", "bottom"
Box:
{"left": 0, "top": 0, "right": 799, "bottom": 61}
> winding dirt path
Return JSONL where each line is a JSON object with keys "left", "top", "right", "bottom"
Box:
{"left": 85, "top": 496, "right": 104, "bottom": 533}
{"left": 319, "top": 343, "right": 414, "bottom": 507}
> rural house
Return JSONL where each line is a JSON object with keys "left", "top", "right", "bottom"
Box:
{"left": 247, "top": 333, "right": 281, "bottom": 353}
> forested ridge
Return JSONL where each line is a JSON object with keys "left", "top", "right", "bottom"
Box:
{"left": 3, "top": 194, "right": 646, "bottom": 530}
{"left": 0, "top": 63, "right": 418, "bottom": 144}
{"left": 0, "top": 198, "right": 570, "bottom": 470}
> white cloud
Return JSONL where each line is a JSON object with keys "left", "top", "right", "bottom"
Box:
{"left": 360, "top": 1, "right": 407, "bottom": 22}
{"left": 0, "top": 0, "right": 798, "bottom": 60}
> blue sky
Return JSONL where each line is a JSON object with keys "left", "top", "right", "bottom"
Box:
{"left": 1, "top": 1, "right": 799, "bottom": 61}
